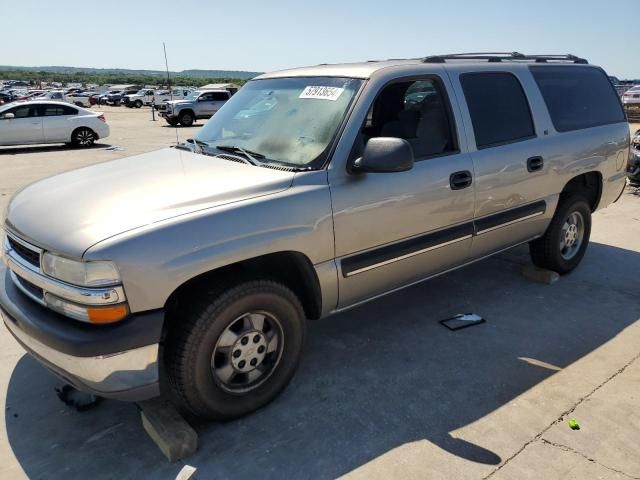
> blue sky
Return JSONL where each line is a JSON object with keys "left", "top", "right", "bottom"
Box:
{"left": 4, "top": 0, "right": 639, "bottom": 78}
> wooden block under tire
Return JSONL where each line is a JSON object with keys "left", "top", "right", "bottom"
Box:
{"left": 522, "top": 264, "right": 560, "bottom": 285}
{"left": 138, "top": 398, "right": 198, "bottom": 462}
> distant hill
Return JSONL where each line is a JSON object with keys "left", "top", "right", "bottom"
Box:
{"left": 0, "top": 65, "right": 262, "bottom": 80}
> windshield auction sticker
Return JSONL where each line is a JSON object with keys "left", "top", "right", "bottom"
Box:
{"left": 299, "top": 86, "right": 345, "bottom": 101}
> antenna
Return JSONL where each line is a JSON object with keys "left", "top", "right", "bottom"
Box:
{"left": 163, "top": 42, "right": 179, "bottom": 145}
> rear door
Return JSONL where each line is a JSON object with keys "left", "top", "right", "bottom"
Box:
{"left": 0, "top": 104, "right": 43, "bottom": 145}
{"left": 207, "top": 91, "right": 230, "bottom": 116}
{"left": 449, "top": 68, "right": 553, "bottom": 258}
{"left": 42, "top": 104, "right": 79, "bottom": 142}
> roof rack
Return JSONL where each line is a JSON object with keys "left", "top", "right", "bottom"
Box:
{"left": 423, "top": 52, "right": 588, "bottom": 64}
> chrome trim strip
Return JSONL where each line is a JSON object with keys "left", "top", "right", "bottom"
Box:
{"left": 344, "top": 234, "right": 472, "bottom": 277}
{"left": 6, "top": 253, "right": 124, "bottom": 305}
{"left": 5, "top": 230, "right": 43, "bottom": 256}
{"left": 3, "top": 316, "right": 159, "bottom": 393}
{"left": 476, "top": 211, "right": 545, "bottom": 235}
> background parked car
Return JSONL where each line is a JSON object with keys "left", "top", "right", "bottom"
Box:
{"left": 124, "top": 88, "right": 194, "bottom": 108}
{"left": 622, "top": 85, "right": 640, "bottom": 121}
{"left": 159, "top": 89, "right": 231, "bottom": 126}
{"left": 30, "top": 90, "right": 91, "bottom": 108}
{"left": 0, "top": 101, "right": 109, "bottom": 147}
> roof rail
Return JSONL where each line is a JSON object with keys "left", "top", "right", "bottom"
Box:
{"left": 423, "top": 52, "right": 588, "bottom": 64}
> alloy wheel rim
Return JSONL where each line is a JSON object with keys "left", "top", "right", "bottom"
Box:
{"left": 211, "top": 311, "right": 283, "bottom": 393}
{"left": 560, "top": 210, "right": 584, "bottom": 260}
{"left": 76, "top": 130, "right": 93, "bottom": 145}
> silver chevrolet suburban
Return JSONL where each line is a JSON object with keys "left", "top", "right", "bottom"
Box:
{"left": 0, "top": 53, "right": 629, "bottom": 420}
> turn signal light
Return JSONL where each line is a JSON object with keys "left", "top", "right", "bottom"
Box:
{"left": 87, "top": 305, "right": 129, "bottom": 324}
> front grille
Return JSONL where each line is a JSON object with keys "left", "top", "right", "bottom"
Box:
{"left": 7, "top": 236, "right": 40, "bottom": 268}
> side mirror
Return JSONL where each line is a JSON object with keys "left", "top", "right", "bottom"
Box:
{"left": 1, "top": 113, "right": 15, "bottom": 119}
{"left": 351, "top": 137, "right": 414, "bottom": 173}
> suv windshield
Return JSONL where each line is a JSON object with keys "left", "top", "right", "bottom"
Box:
{"left": 194, "top": 77, "right": 362, "bottom": 168}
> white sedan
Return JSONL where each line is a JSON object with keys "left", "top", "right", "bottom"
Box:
{"left": 0, "top": 101, "right": 109, "bottom": 147}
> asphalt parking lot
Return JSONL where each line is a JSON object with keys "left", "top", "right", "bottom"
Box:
{"left": 1, "top": 107, "right": 639, "bottom": 479}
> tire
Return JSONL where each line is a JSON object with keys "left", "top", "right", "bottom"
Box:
{"left": 70, "top": 127, "right": 96, "bottom": 147}
{"left": 165, "top": 117, "right": 178, "bottom": 126}
{"left": 178, "top": 111, "right": 194, "bottom": 127}
{"left": 134, "top": 100, "right": 143, "bottom": 108}
{"left": 74, "top": 101, "right": 83, "bottom": 107}
{"left": 529, "top": 194, "right": 592, "bottom": 274}
{"left": 165, "top": 280, "right": 306, "bottom": 420}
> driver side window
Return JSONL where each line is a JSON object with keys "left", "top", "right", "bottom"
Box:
{"left": 354, "top": 78, "right": 457, "bottom": 161}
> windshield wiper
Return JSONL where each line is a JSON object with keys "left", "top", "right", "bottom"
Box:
{"left": 215, "top": 145, "right": 266, "bottom": 166}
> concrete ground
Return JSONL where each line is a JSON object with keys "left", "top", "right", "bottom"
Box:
{"left": 0, "top": 109, "right": 639, "bottom": 479}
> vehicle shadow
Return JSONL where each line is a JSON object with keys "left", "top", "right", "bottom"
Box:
{"left": 0, "top": 143, "right": 111, "bottom": 155}
{"left": 4, "top": 242, "right": 640, "bottom": 479}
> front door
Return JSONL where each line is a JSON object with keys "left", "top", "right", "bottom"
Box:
{"left": 0, "top": 104, "right": 43, "bottom": 145}
{"left": 330, "top": 75, "right": 475, "bottom": 308}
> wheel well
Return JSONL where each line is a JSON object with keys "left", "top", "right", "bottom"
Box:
{"left": 561, "top": 172, "right": 602, "bottom": 211}
{"left": 164, "top": 251, "right": 323, "bottom": 321}
{"left": 70, "top": 126, "right": 97, "bottom": 140}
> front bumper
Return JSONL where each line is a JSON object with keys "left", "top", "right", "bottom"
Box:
{"left": 0, "top": 265, "right": 163, "bottom": 401}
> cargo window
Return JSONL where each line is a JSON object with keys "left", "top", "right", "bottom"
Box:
{"left": 460, "top": 72, "right": 535, "bottom": 149}
{"left": 530, "top": 66, "right": 625, "bottom": 132}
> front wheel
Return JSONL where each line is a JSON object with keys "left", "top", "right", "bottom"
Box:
{"left": 134, "top": 100, "right": 143, "bottom": 108}
{"left": 529, "top": 195, "right": 592, "bottom": 274}
{"left": 165, "top": 280, "right": 306, "bottom": 420}
{"left": 165, "top": 117, "right": 178, "bottom": 126}
{"left": 178, "top": 111, "right": 194, "bottom": 127}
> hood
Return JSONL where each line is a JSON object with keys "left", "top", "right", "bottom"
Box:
{"left": 5, "top": 148, "right": 295, "bottom": 258}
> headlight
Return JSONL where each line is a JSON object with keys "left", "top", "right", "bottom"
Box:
{"left": 41, "top": 253, "right": 121, "bottom": 287}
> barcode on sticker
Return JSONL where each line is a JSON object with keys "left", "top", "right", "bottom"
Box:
{"left": 299, "top": 86, "right": 345, "bottom": 101}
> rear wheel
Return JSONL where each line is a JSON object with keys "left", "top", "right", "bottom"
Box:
{"left": 529, "top": 194, "right": 591, "bottom": 273}
{"left": 165, "top": 280, "right": 306, "bottom": 420}
{"left": 71, "top": 127, "right": 96, "bottom": 147}
{"left": 178, "top": 111, "right": 194, "bottom": 127}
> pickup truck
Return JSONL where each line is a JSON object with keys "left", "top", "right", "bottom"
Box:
{"left": 158, "top": 89, "right": 231, "bottom": 126}
{"left": 31, "top": 90, "right": 91, "bottom": 108}
{"left": 124, "top": 88, "right": 193, "bottom": 108}
{"left": 0, "top": 53, "right": 629, "bottom": 420}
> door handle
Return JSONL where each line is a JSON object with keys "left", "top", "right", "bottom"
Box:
{"left": 450, "top": 170, "right": 473, "bottom": 190}
{"left": 527, "top": 156, "right": 544, "bottom": 172}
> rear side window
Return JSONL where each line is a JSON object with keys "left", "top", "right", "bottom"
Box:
{"left": 460, "top": 72, "right": 535, "bottom": 149}
{"left": 530, "top": 66, "right": 625, "bottom": 132}
{"left": 42, "top": 106, "right": 77, "bottom": 116}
